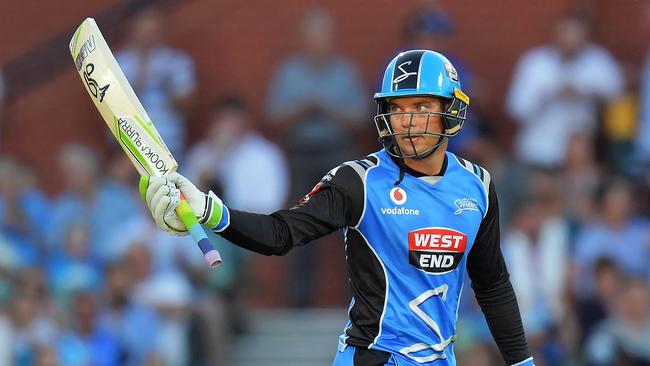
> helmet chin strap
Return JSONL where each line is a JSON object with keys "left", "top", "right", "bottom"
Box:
{"left": 410, "top": 135, "right": 447, "bottom": 160}
{"left": 391, "top": 135, "right": 446, "bottom": 185}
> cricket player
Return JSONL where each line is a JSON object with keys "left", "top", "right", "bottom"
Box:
{"left": 143, "top": 50, "right": 534, "bottom": 365}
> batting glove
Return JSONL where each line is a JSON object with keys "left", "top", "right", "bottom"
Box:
{"left": 140, "top": 172, "right": 226, "bottom": 235}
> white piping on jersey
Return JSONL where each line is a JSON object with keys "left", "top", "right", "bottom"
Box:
{"left": 451, "top": 154, "right": 491, "bottom": 219}
{"left": 352, "top": 228, "right": 390, "bottom": 350}
{"left": 511, "top": 356, "right": 534, "bottom": 366}
{"left": 339, "top": 297, "right": 356, "bottom": 348}
{"left": 454, "top": 282, "right": 464, "bottom": 326}
{"left": 352, "top": 154, "right": 380, "bottom": 230}
{"left": 344, "top": 161, "right": 369, "bottom": 186}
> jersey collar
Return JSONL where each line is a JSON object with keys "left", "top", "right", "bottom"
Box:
{"left": 386, "top": 151, "right": 448, "bottom": 178}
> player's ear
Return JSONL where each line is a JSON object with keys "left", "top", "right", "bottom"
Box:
{"left": 139, "top": 176, "right": 150, "bottom": 201}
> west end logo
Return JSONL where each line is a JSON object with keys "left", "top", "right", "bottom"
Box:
{"left": 408, "top": 227, "right": 467, "bottom": 274}
{"left": 390, "top": 187, "right": 407, "bottom": 205}
{"left": 453, "top": 198, "right": 479, "bottom": 215}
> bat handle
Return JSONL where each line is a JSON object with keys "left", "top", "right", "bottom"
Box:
{"left": 176, "top": 193, "right": 222, "bottom": 267}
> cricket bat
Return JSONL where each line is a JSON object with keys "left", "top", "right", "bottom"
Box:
{"left": 69, "top": 18, "right": 221, "bottom": 267}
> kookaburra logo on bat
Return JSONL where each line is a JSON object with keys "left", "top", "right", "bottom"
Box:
{"left": 83, "top": 63, "right": 110, "bottom": 103}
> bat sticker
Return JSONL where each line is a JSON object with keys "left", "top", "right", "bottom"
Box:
{"left": 82, "top": 63, "right": 110, "bottom": 102}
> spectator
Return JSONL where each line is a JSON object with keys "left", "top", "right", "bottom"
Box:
{"left": 48, "top": 143, "right": 144, "bottom": 263}
{"left": 266, "top": 8, "right": 367, "bottom": 307}
{"left": 584, "top": 278, "right": 650, "bottom": 365}
{"left": 561, "top": 133, "right": 602, "bottom": 231}
{"left": 572, "top": 178, "right": 650, "bottom": 298}
{"left": 97, "top": 262, "right": 160, "bottom": 366}
{"left": 46, "top": 221, "right": 102, "bottom": 305}
{"left": 266, "top": 8, "right": 367, "bottom": 199}
{"left": 184, "top": 95, "right": 289, "bottom": 213}
{"left": 506, "top": 14, "right": 623, "bottom": 168}
{"left": 602, "top": 64, "right": 640, "bottom": 174}
{"left": 0, "top": 157, "right": 50, "bottom": 267}
{"left": 105, "top": 151, "right": 140, "bottom": 188}
{"left": 501, "top": 175, "right": 570, "bottom": 364}
{"left": 401, "top": 0, "right": 472, "bottom": 94}
{"left": 128, "top": 244, "right": 193, "bottom": 366}
{"left": 502, "top": 192, "right": 570, "bottom": 338}
{"left": 57, "top": 292, "right": 121, "bottom": 366}
{"left": 403, "top": 0, "right": 453, "bottom": 50}
{"left": 10, "top": 290, "right": 58, "bottom": 366}
{"left": 457, "top": 130, "right": 531, "bottom": 226}
{"left": 574, "top": 257, "right": 622, "bottom": 346}
{"left": 116, "top": 3, "right": 197, "bottom": 160}
{"left": 122, "top": 222, "right": 245, "bottom": 365}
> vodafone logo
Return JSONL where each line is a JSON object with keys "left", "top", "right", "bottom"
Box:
{"left": 390, "top": 187, "right": 407, "bottom": 205}
{"left": 408, "top": 227, "right": 468, "bottom": 274}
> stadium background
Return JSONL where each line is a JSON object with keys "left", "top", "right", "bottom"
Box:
{"left": 0, "top": 0, "right": 648, "bottom": 365}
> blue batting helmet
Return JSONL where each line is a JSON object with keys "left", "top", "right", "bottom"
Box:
{"left": 374, "top": 50, "right": 470, "bottom": 159}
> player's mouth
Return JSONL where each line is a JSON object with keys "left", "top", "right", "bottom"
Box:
{"left": 402, "top": 135, "right": 423, "bottom": 143}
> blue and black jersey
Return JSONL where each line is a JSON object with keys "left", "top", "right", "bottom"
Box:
{"left": 221, "top": 149, "right": 531, "bottom": 365}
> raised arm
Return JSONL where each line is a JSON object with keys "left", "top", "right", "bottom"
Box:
{"left": 142, "top": 163, "right": 365, "bottom": 256}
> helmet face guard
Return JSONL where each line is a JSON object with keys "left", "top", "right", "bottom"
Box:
{"left": 373, "top": 50, "right": 470, "bottom": 159}
{"left": 374, "top": 90, "right": 469, "bottom": 159}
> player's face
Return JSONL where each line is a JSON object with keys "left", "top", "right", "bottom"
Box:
{"left": 387, "top": 96, "right": 445, "bottom": 157}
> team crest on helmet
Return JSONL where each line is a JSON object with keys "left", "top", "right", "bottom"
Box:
{"left": 393, "top": 61, "right": 418, "bottom": 84}
{"left": 444, "top": 62, "right": 458, "bottom": 82}
{"left": 391, "top": 51, "right": 424, "bottom": 90}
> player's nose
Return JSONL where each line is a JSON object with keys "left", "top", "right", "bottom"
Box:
{"left": 406, "top": 112, "right": 429, "bottom": 131}
{"left": 398, "top": 112, "right": 416, "bottom": 128}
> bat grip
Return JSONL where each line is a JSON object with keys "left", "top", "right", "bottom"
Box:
{"left": 176, "top": 193, "right": 222, "bottom": 267}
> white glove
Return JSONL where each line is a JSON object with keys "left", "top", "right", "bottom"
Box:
{"left": 142, "top": 172, "right": 224, "bottom": 235}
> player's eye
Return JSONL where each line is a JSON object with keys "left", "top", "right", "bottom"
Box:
{"left": 388, "top": 105, "right": 401, "bottom": 113}
{"left": 416, "top": 104, "right": 430, "bottom": 111}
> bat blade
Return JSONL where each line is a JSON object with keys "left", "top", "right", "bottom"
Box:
{"left": 69, "top": 17, "right": 176, "bottom": 177}
{"left": 69, "top": 18, "right": 221, "bottom": 267}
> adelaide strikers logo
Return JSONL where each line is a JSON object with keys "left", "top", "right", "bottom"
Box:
{"left": 390, "top": 187, "right": 407, "bottom": 205}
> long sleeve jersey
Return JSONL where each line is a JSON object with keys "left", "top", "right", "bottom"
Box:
{"left": 219, "top": 149, "right": 531, "bottom": 365}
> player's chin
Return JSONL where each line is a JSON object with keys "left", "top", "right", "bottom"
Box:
{"left": 397, "top": 142, "right": 437, "bottom": 157}
{"left": 396, "top": 144, "right": 421, "bottom": 157}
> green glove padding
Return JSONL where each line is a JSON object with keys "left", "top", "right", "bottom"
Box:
{"left": 139, "top": 175, "right": 150, "bottom": 202}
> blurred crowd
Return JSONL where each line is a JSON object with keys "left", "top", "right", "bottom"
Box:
{"left": 0, "top": 2, "right": 649, "bottom": 366}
